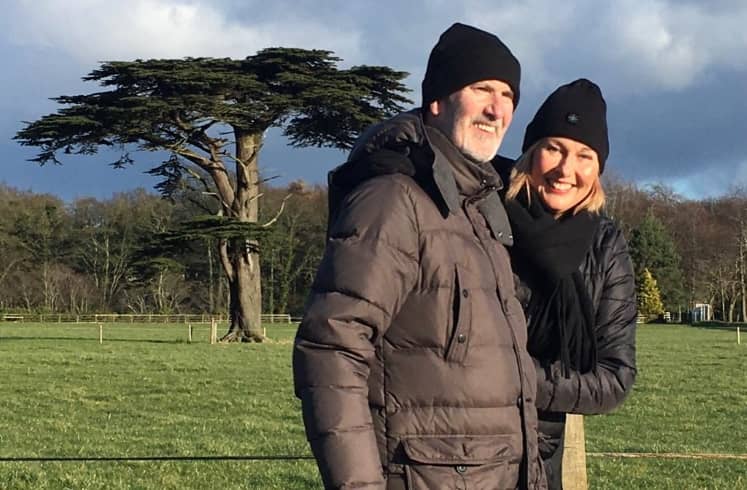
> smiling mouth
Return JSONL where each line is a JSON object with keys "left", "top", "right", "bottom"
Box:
{"left": 548, "top": 180, "right": 573, "bottom": 192}
{"left": 474, "top": 122, "right": 500, "bottom": 134}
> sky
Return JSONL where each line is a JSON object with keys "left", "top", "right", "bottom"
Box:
{"left": 1, "top": 0, "right": 746, "bottom": 201}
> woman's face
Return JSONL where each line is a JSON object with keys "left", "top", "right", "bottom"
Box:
{"left": 529, "top": 137, "right": 600, "bottom": 214}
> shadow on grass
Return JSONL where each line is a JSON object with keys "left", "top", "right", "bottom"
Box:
{"left": 691, "top": 322, "right": 746, "bottom": 332}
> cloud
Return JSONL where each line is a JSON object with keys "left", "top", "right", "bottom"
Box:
{"left": 10, "top": 0, "right": 747, "bottom": 95}
{"left": 2, "top": 0, "right": 747, "bottom": 196}
{"left": 597, "top": 0, "right": 747, "bottom": 92}
{"left": 5, "top": 0, "right": 363, "bottom": 63}
{"left": 457, "top": 0, "right": 747, "bottom": 95}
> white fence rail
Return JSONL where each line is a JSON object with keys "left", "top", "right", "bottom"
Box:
{"left": 0, "top": 313, "right": 294, "bottom": 324}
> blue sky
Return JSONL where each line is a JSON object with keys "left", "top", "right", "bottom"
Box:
{"left": 2, "top": 0, "right": 746, "bottom": 201}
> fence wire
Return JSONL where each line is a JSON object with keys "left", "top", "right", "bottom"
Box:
{"left": 3, "top": 452, "right": 747, "bottom": 463}
{"left": 0, "top": 455, "right": 314, "bottom": 462}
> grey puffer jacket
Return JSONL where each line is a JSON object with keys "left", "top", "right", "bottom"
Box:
{"left": 294, "top": 112, "right": 546, "bottom": 489}
{"left": 516, "top": 216, "right": 637, "bottom": 469}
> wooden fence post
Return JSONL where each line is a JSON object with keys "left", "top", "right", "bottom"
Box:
{"left": 562, "top": 414, "right": 588, "bottom": 490}
{"left": 99, "top": 323, "right": 103, "bottom": 344}
{"left": 210, "top": 319, "right": 217, "bottom": 344}
{"left": 738, "top": 326, "right": 741, "bottom": 345}
{"left": 188, "top": 324, "right": 193, "bottom": 343}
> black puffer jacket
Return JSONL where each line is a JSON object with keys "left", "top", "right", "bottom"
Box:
{"left": 514, "top": 216, "right": 637, "bottom": 465}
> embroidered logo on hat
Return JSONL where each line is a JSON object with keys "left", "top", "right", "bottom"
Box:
{"left": 566, "top": 113, "right": 579, "bottom": 124}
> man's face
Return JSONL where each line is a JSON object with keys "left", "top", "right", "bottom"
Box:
{"left": 428, "top": 80, "right": 514, "bottom": 163}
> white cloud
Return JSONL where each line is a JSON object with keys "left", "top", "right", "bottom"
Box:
{"left": 457, "top": 0, "right": 747, "bottom": 94}
{"left": 8, "top": 0, "right": 747, "bottom": 94}
{"left": 596, "top": 0, "right": 747, "bottom": 91}
{"left": 6, "top": 0, "right": 362, "bottom": 63}
{"left": 3, "top": 0, "right": 747, "bottom": 194}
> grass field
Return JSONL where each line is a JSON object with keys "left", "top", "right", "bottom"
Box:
{"left": 0, "top": 322, "right": 745, "bottom": 489}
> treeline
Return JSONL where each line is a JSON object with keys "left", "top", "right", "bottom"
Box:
{"left": 0, "top": 183, "right": 327, "bottom": 317}
{"left": 605, "top": 179, "right": 746, "bottom": 322}
{"left": 0, "top": 179, "right": 744, "bottom": 321}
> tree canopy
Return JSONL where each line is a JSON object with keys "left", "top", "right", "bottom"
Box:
{"left": 15, "top": 49, "right": 411, "bottom": 172}
{"left": 629, "top": 210, "right": 686, "bottom": 311}
{"left": 637, "top": 268, "right": 665, "bottom": 320}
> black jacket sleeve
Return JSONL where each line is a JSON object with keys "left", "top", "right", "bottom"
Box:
{"left": 535, "top": 222, "right": 637, "bottom": 414}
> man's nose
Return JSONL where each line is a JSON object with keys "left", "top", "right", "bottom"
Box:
{"left": 484, "top": 98, "right": 504, "bottom": 121}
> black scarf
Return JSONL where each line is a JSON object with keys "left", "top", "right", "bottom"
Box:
{"left": 504, "top": 189, "right": 601, "bottom": 377}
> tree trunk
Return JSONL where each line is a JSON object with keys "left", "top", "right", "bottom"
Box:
{"left": 728, "top": 290, "right": 737, "bottom": 323}
{"left": 720, "top": 271, "right": 727, "bottom": 322}
{"left": 207, "top": 240, "right": 215, "bottom": 313}
{"left": 220, "top": 130, "right": 264, "bottom": 342}
{"left": 222, "top": 243, "right": 263, "bottom": 342}
{"left": 740, "top": 228, "right": 746, "bottom": 322}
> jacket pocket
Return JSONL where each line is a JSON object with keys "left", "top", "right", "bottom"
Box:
{"left": 444, "top": 265, "right": 471, "bottom": 363}
{"left": 401, "top": 435, "right": 520, "bottom": 490}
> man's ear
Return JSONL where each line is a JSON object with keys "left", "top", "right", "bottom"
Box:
{"left": 428, "top": 99, "right": 441, "bottom": 117}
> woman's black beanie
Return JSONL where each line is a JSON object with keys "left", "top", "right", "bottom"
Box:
{"left": 522, "top": 78, "right": 609, "bottom": 172}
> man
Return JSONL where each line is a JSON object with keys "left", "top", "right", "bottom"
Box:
{"left": 293, "top": 23, "right": 546, "bottom": 490}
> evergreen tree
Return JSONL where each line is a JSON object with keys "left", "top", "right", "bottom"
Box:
{"left": 629, "top": 210, "right": 686, "bottom": 311}
{"left": 637, "top": 268, "right": 665, "bottom": 320}
{"left": 14, "top": 49, "right": 411, "bottom": 341}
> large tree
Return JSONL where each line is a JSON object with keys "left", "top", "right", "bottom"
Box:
{"left": 15, "top": 49, "right": 411, "bottom": 341}
{"left": 629, "top": 210, "right": 686, "bottom": 311}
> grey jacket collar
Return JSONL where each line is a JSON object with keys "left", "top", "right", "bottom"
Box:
{"left": 423, "top": 125, "right": 501, "bottom": 203}
{"left": 348, "top": 109, "right": 513, "bottom": 245}
{"left": 422, "top": 120, "right": 513, "bottom": 246}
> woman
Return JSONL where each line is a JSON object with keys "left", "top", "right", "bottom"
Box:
{"left": 329, "top": 78, "right": 637, "bottom": 489}
{"left": 501, "top": 79, "right": 637, "bottom": 488}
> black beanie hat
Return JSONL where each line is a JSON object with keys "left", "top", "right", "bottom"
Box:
{"left": 422, "top": 23, "right": 520, "bottom": 109}
{"left": 522, "top": 78, "right": 609, "bottom": 172}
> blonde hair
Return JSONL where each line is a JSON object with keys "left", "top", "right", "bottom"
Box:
{"left": 505, "top": 139, "right": 606, "bottom": 217}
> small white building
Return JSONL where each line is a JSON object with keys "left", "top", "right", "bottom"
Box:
{"left": 691, "top": 303, "right": 713, "bottom": 322}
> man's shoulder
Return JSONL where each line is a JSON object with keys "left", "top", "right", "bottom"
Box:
{"left": 348, "top": 109, "right": 424, "bottom": 162}
{"left": 346, "top": 173, "right": 422, "bottom": 206}
{"left": 330, "top": 173, "right": 422, "bottom": 245}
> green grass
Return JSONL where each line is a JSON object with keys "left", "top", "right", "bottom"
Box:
{"left": 0, "top": 323, "right": 316, "bottom": 489}
{"left": 0, "top": 323, "right": 745, "bottom": 489}
{"left": 585, "top": 324, "right": 747, "bottom": 489}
